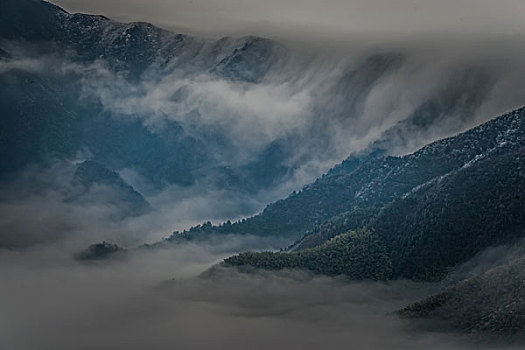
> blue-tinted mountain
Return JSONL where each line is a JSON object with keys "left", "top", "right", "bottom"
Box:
{"left": 71, "top": 160, "right": 151, "bottom": 217}
{"left": 0, "top": 0, "right": 508, "bottom": 201}
{"left": 0, "top": 0, "right": 291, "bottom": 193}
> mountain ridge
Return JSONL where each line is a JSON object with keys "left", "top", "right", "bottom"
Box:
{"left": 168, "top": 106, "right": 525, "bottom": 246}
{"left": 221, "top": 106, "right": 525, "bottom": 282}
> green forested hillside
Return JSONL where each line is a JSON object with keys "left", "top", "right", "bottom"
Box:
{"left": 225, "top": 148, "right": 525, "bottom": 281}
{"left": 224, "top": 229, "right": 392, "bottom": 280}
{"left": 373, "top": 148, "right": 525, "bottom": 280}
{"left": 223, "top": 108, "right": 525, "bottom": 281}
{"left": 286, "top": 206, "right": 380, "bottom": 251}
{"left": 170, "top": 107, "right": 525, "bottom": 243}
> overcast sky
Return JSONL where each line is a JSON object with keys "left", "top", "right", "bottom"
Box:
{"left": 52, "top": 0, "right": 525, "bottom": 45}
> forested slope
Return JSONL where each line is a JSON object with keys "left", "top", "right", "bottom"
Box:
{"left": 172, "top": 107, "right": 525, "bottom": 244}
{"left": 223, "top": 108, "right": 525, "bottom": 281}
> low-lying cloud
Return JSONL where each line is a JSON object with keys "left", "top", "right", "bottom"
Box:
{"left": 78, "top": 45, "right": 525, "bottom": 164}
{"left": 0, "top": 241, "right": 477, "bottom": 350}
{"left": 2, "top": 43, "right": 525, "bottom": 250}
{"left": 0, "top": 160, "right": 295, "bottom": 249}
{"left": 3, "top": 40, "right": 525, "bottom": 184}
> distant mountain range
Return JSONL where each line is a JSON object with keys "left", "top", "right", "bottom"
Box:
{"left": 0, "top": 0, "right": 291, "bottom": 193}
{"left": 0, "top": 0, "right": 510, "bottom": 203}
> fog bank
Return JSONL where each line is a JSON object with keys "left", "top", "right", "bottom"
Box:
{"left": 0, "top": 242, "right": 478, "bottom": 350}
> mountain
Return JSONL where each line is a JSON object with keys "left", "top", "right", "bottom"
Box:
{"left": 0, "top": 0, "right": 292, "bottom": 193}
{"left": 0, "top": 0, "right": 512, "bottom": 204}
{"left": 0, "top": 0, "right": 282, "bottom": 77}
{"left": 71, "top": 160, "right": 151, "bottom": 218}
{"left": 291, "top": 106, "right": 525, "bottom": 250}
{"left": 170, "top": 107, "right": 525, "bottom": 245}
{"left": 399, "top": 255, "right": 525, "bottom": 340}
{"left": 222, "top": 107, "right": 525, "bottom": 281}
{"left": 370, "top": 148, "right": 525, "bottom": 280}
{"left": 224, "top": 229, "right": 393, "bottom": 280}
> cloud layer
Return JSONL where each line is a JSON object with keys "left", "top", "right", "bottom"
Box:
{"left": 52, "top": 0, "right": 525, "bottom": 46}
{"left": 2, "top": 42, "right": 525, "bottom": 249}
{"left": 0, "top": 242, "right": 475, "bottom": 350}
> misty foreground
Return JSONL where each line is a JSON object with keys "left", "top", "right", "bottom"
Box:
{"left": 0, "top": 242, "right": 488, "bottom": 350}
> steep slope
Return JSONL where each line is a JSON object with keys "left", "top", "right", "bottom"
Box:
{"left": 0, "top": 69, "right": 78, "bottom": 175}
{"left": 171, "top": 107, "right": 525, "bottom": 242}
{"left": 399, "top": 256, "right": 525, "bottom": 339}
{"left": 0, "top": 0, "right": 282, "bottom": 77}
{"left": 291, "top": 106, "right": 525, "bottom": 250}
{"left": 223, "top": 107, "right": 525, "bottom": 281}
{"left": 374, "top": 147, "right": 525, "bottom": 280}
{"left": 225, "top": 145, "right": 525, "bottom": 281}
